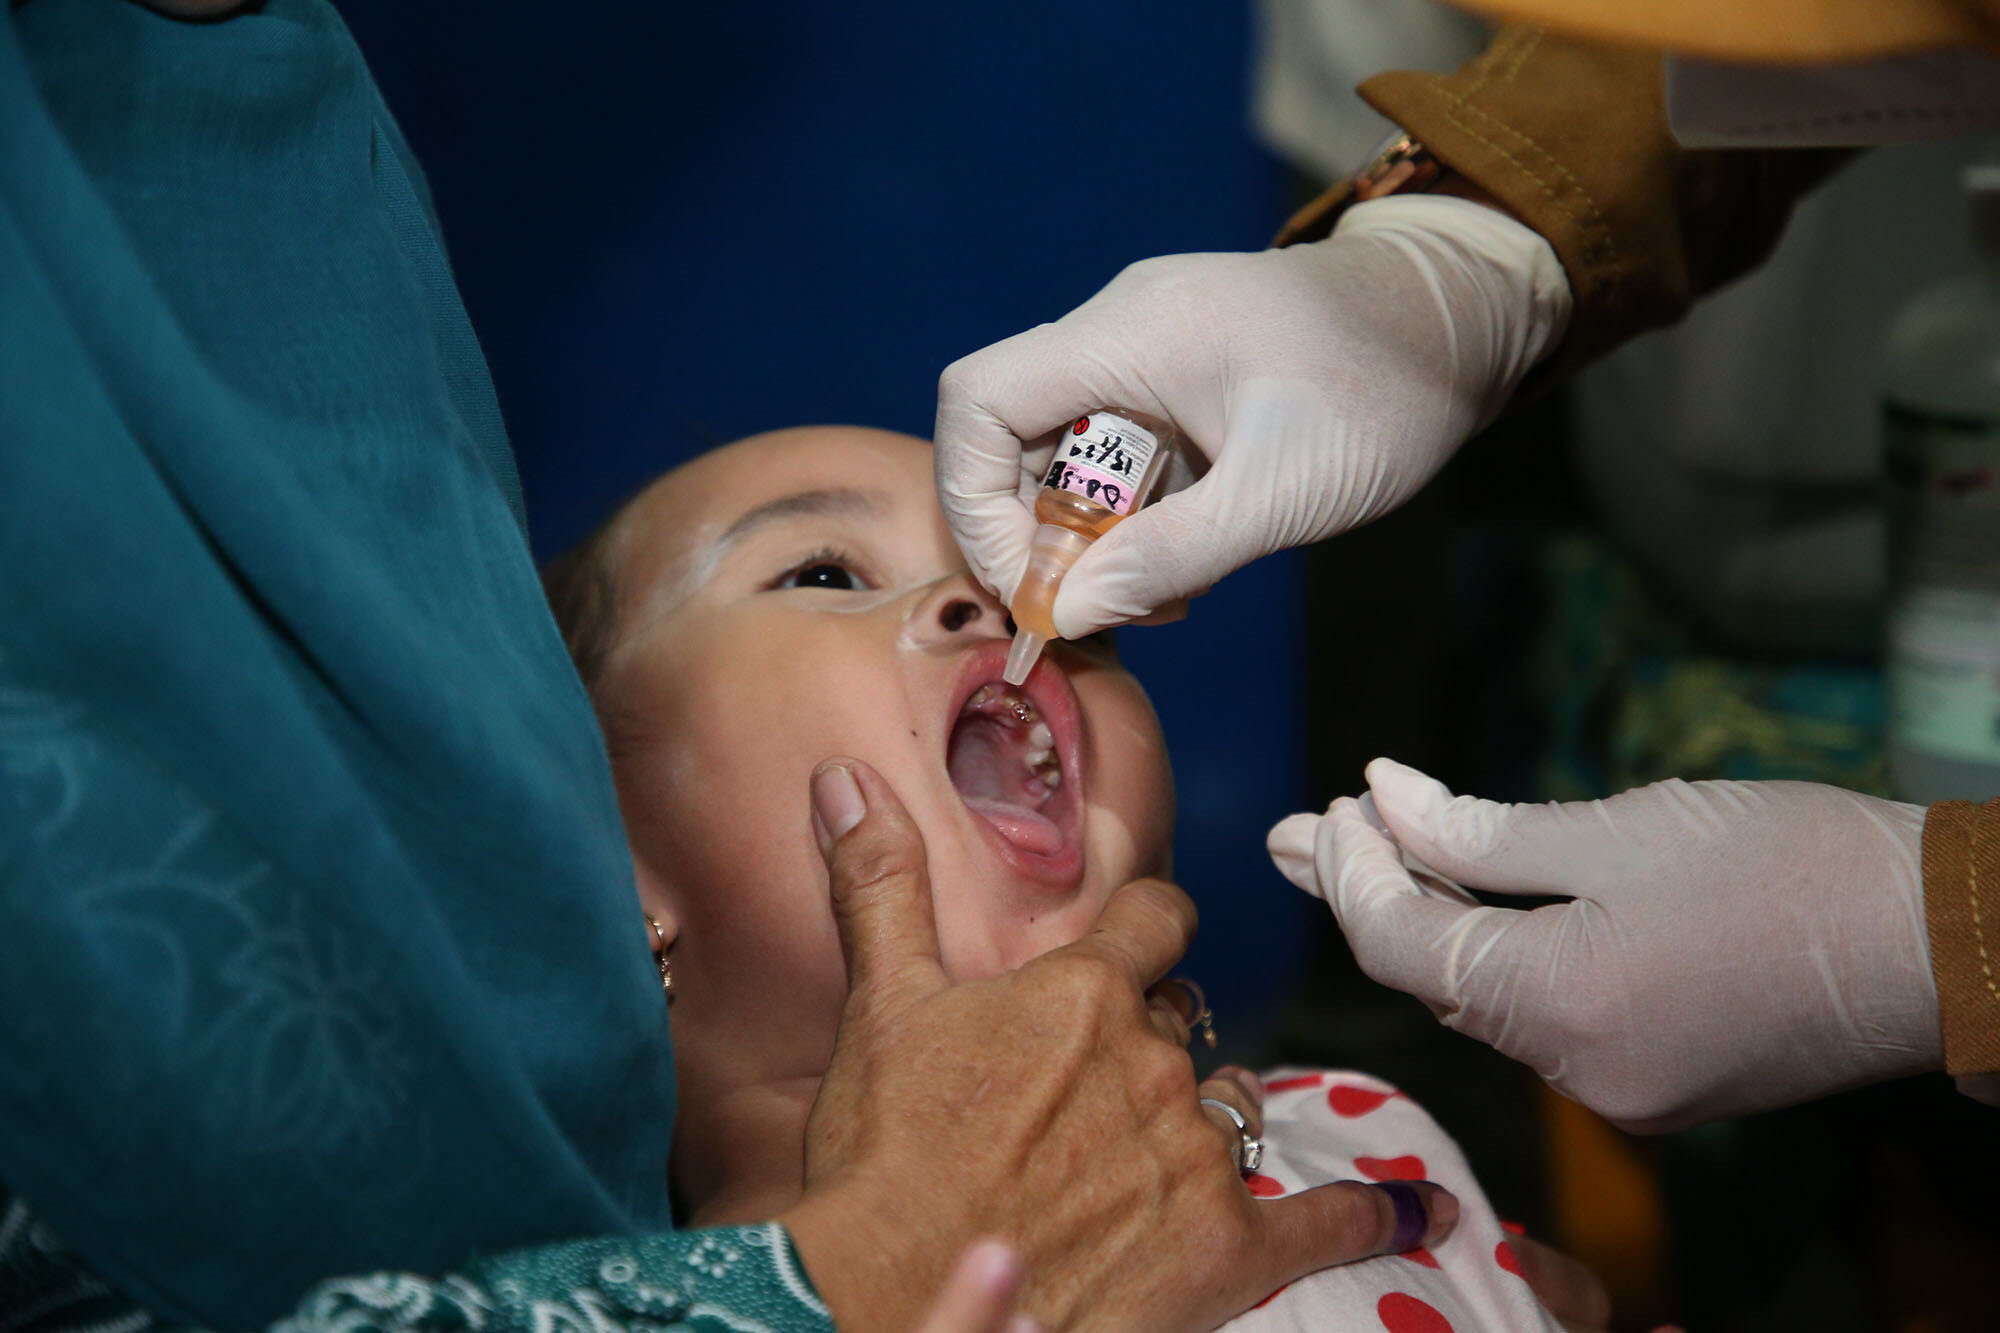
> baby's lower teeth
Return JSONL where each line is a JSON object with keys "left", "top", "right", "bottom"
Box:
{"left": 1028, "top": 721, "right": 1053, "bottom": 750}
{"left": 1025, "top": 746, "right": 1052, "bottom": 768}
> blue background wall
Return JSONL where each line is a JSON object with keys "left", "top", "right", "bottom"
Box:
{"left": 342, "top": 0, "right": 1317, "bottom": 1044}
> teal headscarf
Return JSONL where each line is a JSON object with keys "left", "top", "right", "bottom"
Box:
{"left": 0, "top": 2, "right": 676, "bottom": 1326}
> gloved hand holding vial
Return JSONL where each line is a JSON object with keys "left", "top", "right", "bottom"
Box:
{"left": 935, "top": 194, "right": 1571, "bottom": 642}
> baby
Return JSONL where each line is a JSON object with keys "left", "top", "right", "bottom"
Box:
{"left": 544, "top": 425, "right": 1587, "bottom": 1330}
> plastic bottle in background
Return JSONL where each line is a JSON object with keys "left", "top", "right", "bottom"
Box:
{"left": 1883, "top": 165, "right": 2000, "bottom": 803}
{"left": 1003, "top": 409, "right": 1177, "bottom": 684}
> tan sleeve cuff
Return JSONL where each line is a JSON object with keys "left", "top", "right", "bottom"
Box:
{"left": 1275, "top": 27, "right": 1661, "bottom": 384}
{"left": 1276, "top": 27, "right": 1847, "bottom": 395}
{"left": 1923, "top": 798, "right": 2000, "bottom": 1076}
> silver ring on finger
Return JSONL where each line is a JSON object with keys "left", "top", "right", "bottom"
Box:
{"left": 1198, "top": 1096, "right": 1264, "bottom": 1174}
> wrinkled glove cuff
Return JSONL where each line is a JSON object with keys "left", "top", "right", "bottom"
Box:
{"left": 1330, "top": 193, "right": 1573, "bottom": 429}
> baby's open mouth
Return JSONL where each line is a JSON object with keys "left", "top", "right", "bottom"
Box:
{"left": 943, "top": 657, "right": 1084, "bottom": 888}
{"left": 948, "top": 683, "right": 1065, "bottom": 854}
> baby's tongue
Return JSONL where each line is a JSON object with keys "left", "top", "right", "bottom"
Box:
{"left": 960, "top": 798, "right": 1064, "bottom": 856}
{"left": 948, "top": 716, "right": 1063, "bottom": 855}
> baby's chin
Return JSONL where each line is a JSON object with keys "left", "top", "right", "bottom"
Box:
{"left": 915, "top": 820, "right": 1167, "bottom": 985}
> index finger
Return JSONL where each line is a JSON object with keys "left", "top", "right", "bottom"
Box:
{"left": 935, "top": 320, "right": 1120, "bottom": 471}
{"left": 935, "top": 331, "right": 1087, "bottom": 604}
{"left": 1055, "top": 877, "right": 1197, "bottom": 991}
{"left": 930, "top": 402, "right": 1041, "bottom": 603}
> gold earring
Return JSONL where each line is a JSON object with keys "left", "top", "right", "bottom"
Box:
{"left": 645, "top": 914, "right": 675, "bottom": 1005}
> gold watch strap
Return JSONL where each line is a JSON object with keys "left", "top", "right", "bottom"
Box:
{"left": 1352, "top": 131, "right": 1444, "bottom": 202}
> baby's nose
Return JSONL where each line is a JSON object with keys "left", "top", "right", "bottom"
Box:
{"left": 913, "top": 574, "right": 1013, "bottom": 643}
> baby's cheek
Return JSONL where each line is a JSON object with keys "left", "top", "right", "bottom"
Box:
{"left": 1077, "top": 687, "right": 1175, "bottom": 881}
{"left": 1086, "top": 792, "right": 1173, "bottom": 891}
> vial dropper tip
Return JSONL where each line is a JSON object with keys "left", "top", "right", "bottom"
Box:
{"left": 1003, "top": 630, "right": 1045, "bottom": 686}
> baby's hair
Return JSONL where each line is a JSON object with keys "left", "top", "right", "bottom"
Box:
{"left": 542, "top": 450, "right": 711, "bottom": 699}
{"left": 542, "top": 510, "right": 626, "bottom": 694}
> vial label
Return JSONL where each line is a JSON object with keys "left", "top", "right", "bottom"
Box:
{"left": 1888, "top": 586, "right": 2000, "bottom": 764}
{"left": 1043, "top": 413, "right": 1160, "bottom": 516}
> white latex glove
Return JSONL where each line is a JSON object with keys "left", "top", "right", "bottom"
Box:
{"left": 1268, "top": 760, "right": 1944, "bottom": 1133}
{"left": 933, "top": 194, "right": 1570, "bottom": 638}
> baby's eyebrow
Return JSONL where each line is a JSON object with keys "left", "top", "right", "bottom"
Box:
{"left": 626, "top": 486, "right": 894, "bottom": 645}
{"left": 712, "top": 487, "right": 887, "bottom": 550}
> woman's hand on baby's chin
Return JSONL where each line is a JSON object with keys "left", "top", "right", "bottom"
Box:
{"left": 781, "top": 759, "right": 1460, "bottom": 1332}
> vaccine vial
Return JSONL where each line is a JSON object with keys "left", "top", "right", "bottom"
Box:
{"left": 1003, "top": 409, "right": 1176, "bottom": 684}
{"left": 1882, "top": 165, "right": 2000, "bottom": 803}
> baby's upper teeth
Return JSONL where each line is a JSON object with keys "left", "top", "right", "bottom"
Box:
{"left": 962, "top": 683, "right": 1042, "bottom": 729}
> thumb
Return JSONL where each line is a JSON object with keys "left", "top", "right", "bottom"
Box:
{"left": 812, "top": 759, "right": 948, "bottom": 1016}
{"left": 1312, "top": 796, "right": 1528, "bottom": 1026}
{"left": 931, "top": 387, "right": 1042, "bottom": 605}
{"left": 1266, "top": 812, "right": 1321, "bottom": 897}
{"left": 1049, "top": 470, "right": 1265, "bottom": 638}
{"left": 1324, "top": 789, "right": 1574, "bottom": 1076}
{"left": 1364, "top": 757, "right": 1581, "bottom": 897}
{"left": 1048, "top": 377, "right": 1364, "bottom": 638}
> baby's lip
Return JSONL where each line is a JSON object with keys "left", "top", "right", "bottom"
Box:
{"left": 941, "top": 640, "right": 1087, "bottom": 891}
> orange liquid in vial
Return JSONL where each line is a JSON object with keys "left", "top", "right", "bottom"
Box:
{"left": 1012, "top": 582, "right": 1061, "bottom": 639}
{"left": 1009, "top": 490, "right": 1126, "bottom": 638}
{"left": 1036, "top": 486, "right": 1127, "bottom": 538}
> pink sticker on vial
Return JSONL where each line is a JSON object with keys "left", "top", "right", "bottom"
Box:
{"left": 1044, "top": 414, "right": 1159, "bottom": 515}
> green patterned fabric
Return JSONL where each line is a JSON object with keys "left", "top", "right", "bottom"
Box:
{"left": 0, "top": 1188, "right": 833, "bottom": 1333}
{"left": 1535, "top": 535, "right": 1889, "bottom": 797}
{"left": 0, "top": 2, "right": 818, "bottom": 1329}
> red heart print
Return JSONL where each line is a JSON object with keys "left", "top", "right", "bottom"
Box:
{"left": 1495, "top": 1241, "right": 1523, "bottom": 1276}
{"left": 1355, "top": 1155, "right": 1426, "bottom": 1181}
{"left": 1377, "top": 1292, "right": 1455, "bottom": 1332}
{"left": 1327, "top": 1085, "right": 1397, "bottom": 1117}
{"left": 1262, "top": 1073, "right": 1326, "bottom": 1094}
{"left": 1245, "top": 1173, "right": 1285, "bottom": 1198}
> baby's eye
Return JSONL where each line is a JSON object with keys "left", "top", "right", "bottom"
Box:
{"left": 770, "top": 552, "right": 871, "bottom": 592}
{"left": 786, "top": 563, "right": 857, "bottom": 590}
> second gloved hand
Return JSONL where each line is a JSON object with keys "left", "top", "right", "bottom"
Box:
{"left": 1268, "top": 761, "right": 1942, "bottom": 1133}
{"left": 933, "top": 195, "right": 1570, "bottom": 638}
